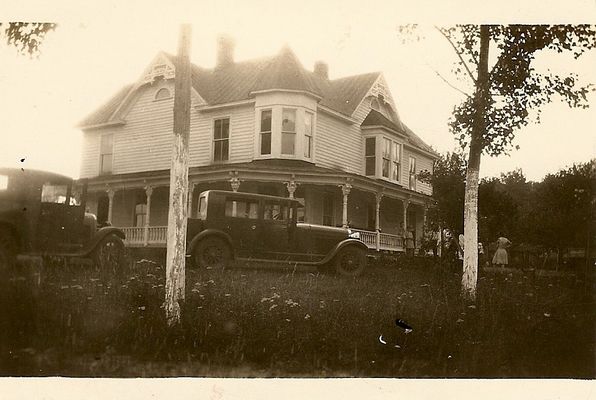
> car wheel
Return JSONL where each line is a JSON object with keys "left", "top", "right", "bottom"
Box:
{"left": 0, "top": 231, "right": 17, "bottom": 271}
{"left": 334, "top": 246, "right": 367, "bottom": 277}
{"left": 93, "top": 234, "right": 125, "bottom": 275}
{"left": 194, "top": 237, "right": 231, "bottom": 269}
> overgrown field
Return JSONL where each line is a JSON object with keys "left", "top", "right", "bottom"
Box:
{"left": 0, "top": 256, "right": 593, "bottom": 377}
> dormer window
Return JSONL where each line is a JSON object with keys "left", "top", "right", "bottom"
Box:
{"left": 364, "top": 135, "right": 402, "bottom": 183}
{"left": 155, "top": 88, "right": 171, "bottom": 100}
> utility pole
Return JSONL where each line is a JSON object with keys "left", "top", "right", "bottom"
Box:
{"left": 165, "top": 24, "right": 192, "bottom": 326}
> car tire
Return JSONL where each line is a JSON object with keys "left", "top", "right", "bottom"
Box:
{"left": 334, "top": 246, "right": 367, "bottom": 277}
{"left": 0, "top": 230, "right": 17, "bottom": 271}
{"left": 194, "top": 237, "right": 231, "bottom": 270}
{"left": 93, "top": 234, "right": 125, "bottom": 276}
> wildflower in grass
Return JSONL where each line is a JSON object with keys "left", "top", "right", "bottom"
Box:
{"left": 456, "top": 318, "right": 464, "bottom": 323}
{"left": 138, "top": 306, "right": 145, "bottom": 311}
{"left": 191, "top": 288, "right": 200, "bottom": 293}
{"left": 284, "top": 299, "right": 299, "bottom": 307}
{"left": 269, "top": 304, "right": 278, "bottom": 311}
{"left": 304, "top": 314, "right": 311, "bottom": 320}
{"left": 224, "top": 294, "right": 231, "bottom": 297}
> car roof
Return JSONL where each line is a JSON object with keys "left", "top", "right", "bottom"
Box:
{"left": 201, "top": 190, "right": 303, "bottom": 205}
{"left": 0, "top": 167, "right": 74, "bottom": 184}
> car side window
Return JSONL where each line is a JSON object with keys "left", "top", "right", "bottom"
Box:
{"left": 263, "top": 202, "right": 288, "bottom": 221}
{"left": 41, "top": 183, "right": 68, "bottom": 204}
{"left": 225, "top": 199, "right": 258, "bottom": 219}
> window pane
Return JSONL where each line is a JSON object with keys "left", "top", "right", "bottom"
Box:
{"left": 304, "top": 112, "right": 312, "bottom": 135}
{"left": 155, "top": 88, "right": 171, "bottom": 100}
{"left": 304, "top": 135, "right": 311, "bottom": 158}
{"left": 392, "top": 162, "right": 399, "bottom": 181}
{"left": 282, "top": 132, "right": 295, "bottom": 155}
{"left": 282, "top": 109, "right": 296, "bottom": 132}
{"left": 214, "top": 119, "right": 222, "bottom": 139}
{"left": 383, "top": 138, "right": 391, "bottom": 158}
{"left": 393, "top": 142, "right": 400, "bottom": 162}
{"left": 261, "top": 110, "right": 272, "bottom": 132}
{"left": 409, "top": 157, "right": 416, "bottom": 173}
{"left": 221, "top": 140, "right": 229, "bottom": 161}
{"left": 100, "top": 134, "right": 113, "bottom": 153}
{"left": 222, "top": 119, "right": 229, "bottom": 138}
{"left": 365, "top": 137, "right": 375, "bottom": 156}
{"left": 101, "top": 154, "right": 113, "bottom": 174}
{"left": 214, "top": 141, "right": 222, "bottom": 161}
{"left": 261, "top": 132, "right": 271, "bottom": 155}
{"left": 382, "top": 159, "right": 390, "bottom": 178}
{"left": 366, "top": 157, "right": 375, "bottom": 176}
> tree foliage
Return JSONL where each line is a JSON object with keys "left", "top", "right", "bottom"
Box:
{"left": 0, "top": 22, "right": 57, "bottom": 56}
{"left": 445, "top": 25, "right": 596, "bottom": 156}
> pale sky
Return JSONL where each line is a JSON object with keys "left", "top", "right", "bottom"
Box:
{"left": 1, "top": 0, "right": 595, "bottom": 182}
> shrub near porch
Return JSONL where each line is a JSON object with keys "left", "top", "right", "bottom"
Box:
{"left": 0, "top": 259, "right": 593, "bottom": 377}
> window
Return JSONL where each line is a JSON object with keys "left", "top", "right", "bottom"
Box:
{"left": 409, "top": 156, "right": 417, "bottom": 190}
{"left": 365, "top": 137, "right": 376, "bottom": 176}
{"left": 370, "top": 98, "right": 380, "bottom": 111}
{"left": 304, "top": 112, "right": 313, "bottom": 158}
{"left": 198, "top": 196, "right": 207, "bottom": 220}
{"left": 263, "top": 203, "right": 288, "bottom": 221}
{"left": 155, "top": 88, "right": 171, "bottom": 100}
{"left": 41, "top": 184, "right": 68, "bottom": 204}
{"left": 322, "top": 193, "right": 334, "bottom": 226}
{"left": 0, "top": 175, "right": 7, "bottom": 190}
{"left": 135, "top": 203, "right": 147, "bottom": 227}
{"left": 392, "top": 142, "right": 401, "bottom": 181}
{"left": 382, "top": 138, "right": 391, "bottom": 178}
{"left": 225, "top": 199, "right": 258, "bottom": 219}
{"left": 260, "top": 109, "right": 272, "bottom": 155}
{"left": 281, "top": 108, "right": 296, "bottom": 155}
{"left": 213, "top": 118, "right": 230, "bottom": 162}
{"left": 100, "top": 134, "right": 113, "bottom": 174}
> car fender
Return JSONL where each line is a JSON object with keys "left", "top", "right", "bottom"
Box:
{"left": 318, "top": 238, "right": 369, "bottom": 265}
{"left": 187, "top": 229, "right": 234, "bottom": 258}
{"left": 83, "top": 227, "right": 126, "bottom": 256}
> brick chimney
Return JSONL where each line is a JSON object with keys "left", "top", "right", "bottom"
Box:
{"left": 216, "top": 35, "right": 235, "bottom": 69}
{"left": 314, "top": 61, "right": 328, "bottom": 79}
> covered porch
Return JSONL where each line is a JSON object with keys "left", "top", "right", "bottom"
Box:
{"left": 83, "top": 160, "right": 431, "bottom": 252}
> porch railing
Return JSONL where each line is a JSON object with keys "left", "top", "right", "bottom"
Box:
{"left": 120, "top": 226, "right": 168, "bottom": 247}
{"left": 120, "top": 226, "right": 404, "bottom": 252}
{"left": 352, "top": 229, "right": 404, "bottom": 252}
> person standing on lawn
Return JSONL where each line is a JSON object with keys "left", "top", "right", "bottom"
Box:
{"left": 492, "top": 235, "right": 512, "bottom": 268}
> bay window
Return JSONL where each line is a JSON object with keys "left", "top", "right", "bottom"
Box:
{"left": 365, "top": 137, "right": 376, "bottom": 176}
{"left": 382, "top": 138, "right": 391, "bottom": 178}
{"left": 364, "top": 135, "right": 402, "bottom": 183}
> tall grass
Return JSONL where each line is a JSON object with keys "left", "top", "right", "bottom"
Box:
{"left": 0, "top": 257, "right": 593, "bottom": 377}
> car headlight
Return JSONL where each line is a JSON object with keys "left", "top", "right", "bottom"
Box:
{"left": 348, "top": 230, "right": 360, "bottom": 239}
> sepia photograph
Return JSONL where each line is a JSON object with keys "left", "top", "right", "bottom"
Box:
{"left": 0, "top": 0, "right": 594, "bottom": 398}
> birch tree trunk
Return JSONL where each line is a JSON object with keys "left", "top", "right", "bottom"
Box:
{"left": 461, "top": 25, "right": 490, "bottom": 302}
{"left": 165, "top": 24, "right": 191, "bottom": 326}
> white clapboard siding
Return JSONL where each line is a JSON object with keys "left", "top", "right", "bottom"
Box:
{"left": 80, "top": 132, "right": 100, "bottom": 178}
{"left": 189, "top": 104, "right": 254, "bottom": 167}
{"left": 315, "top": 113, "right": 362, "bottom": 175}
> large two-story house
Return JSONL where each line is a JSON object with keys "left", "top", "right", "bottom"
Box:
{"left": 78, "top": 37, "right": 437, "bottom": 251}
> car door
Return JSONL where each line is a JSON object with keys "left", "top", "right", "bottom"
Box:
{"left": 37, "top": 181, "right": 84, "bottom": 253}
{"left": 221, "top": 196, "right": 261, "bottom": 258}
{"left": 259, "top": 200, "right": 293, "bottom": 261}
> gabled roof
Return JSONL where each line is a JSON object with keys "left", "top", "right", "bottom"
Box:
{"left": 79, "top": 47, "right": 382, "bottom": 128}
{"left": 79, "top": 84, "right": 134, "bottom": 127}
{"left": 361, "top": 109, "right": 438, "bottom": 157}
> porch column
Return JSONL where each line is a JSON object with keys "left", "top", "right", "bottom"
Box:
{"left": 144, "top": 185, "right": 153, "bottom": 246}
{"left": 285, "top": 175, "right": 298, "bottom": 199}
{"left": 188, "top": 182, "right": 196, "bottom": 218}
{"left": 375, "top": 192, "right": 383, "bottom": 251}
{"left": 340, "top": 180, "right": 352, "bottom": 228}
{"left": 229, "top": 171, "right": 241, "bottom": 192}
{"left": 107, "top": 188, "right": 115, "bottom": 225}
{"left": 402, "top": 198, "right": 410, "bottom": 233}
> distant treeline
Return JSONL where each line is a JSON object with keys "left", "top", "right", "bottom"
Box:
{"left": 421, "top": 153, "right": 595, "bottom": 253}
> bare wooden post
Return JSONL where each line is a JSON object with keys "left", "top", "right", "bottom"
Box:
{"left": 165, "top": 24, "right": 192, "bottom": 327}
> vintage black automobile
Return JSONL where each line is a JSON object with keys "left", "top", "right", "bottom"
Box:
{"left": 0, "top": 168, "right": 125, "bottom": 271}
{"left": 186, "top": 190, "right": 369, "bottom": 276}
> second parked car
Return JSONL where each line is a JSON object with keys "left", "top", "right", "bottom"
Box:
{"left": 186, "top": 190, "right": 368, "bottom": 276}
